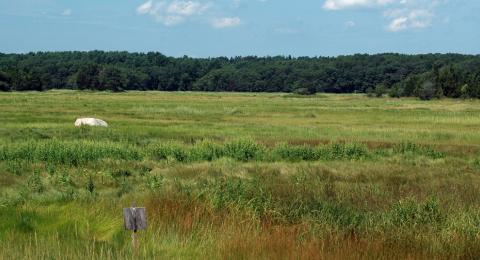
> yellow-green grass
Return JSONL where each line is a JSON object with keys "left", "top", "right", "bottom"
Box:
{"left": 1, "top": 90, "right": 480, "bottom": 146}
{"left": 0, "top": 90, "right": 480, "bottom": 259}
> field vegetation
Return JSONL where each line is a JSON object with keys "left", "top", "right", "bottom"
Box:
{"left": 1, "top": 91, "right": 480, "bottom": 259}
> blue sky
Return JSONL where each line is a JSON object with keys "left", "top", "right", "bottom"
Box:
{"left": 0, "top": 0, "right": 479, "bottom": 57}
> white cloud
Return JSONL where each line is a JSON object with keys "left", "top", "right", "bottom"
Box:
{"left": 136, "top": 0, "right": 211, "bottom": 26}
{"left": 136, "top": 1, "right": 154, "bottom": 15}
{"left": 384, "top": 8, "right": 433, "bottom": 31}
{"left": 212, "top": 17, "right": 241, "bottom": 28}
{"left": 61, "top": 9, "right": 72, "bottom": 16}
{"left": 323, "top": 0, "right": 444, "bottom": 32}
{"left": 387, "top": 16, "right": 408, "bottom": 31}
{"left": 137, "top": 0, "right": 244, "bottom": 28}
{"left": 167, "top": 1, "right": 209, "bottom": 16}
{"left": 323, "top": 0, "right": 395, "bottom": 10}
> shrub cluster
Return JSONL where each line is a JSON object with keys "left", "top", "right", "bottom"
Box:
{"left": 0, "top": 139, "right": 445, "bottom": 166}
{"left": 149, "top": 139, "right": 370, "bottom": 163}
{"left": 0, "top": 140, "right": 141, "bottom": 166}
{"left": 393, "top": 142, "right": 445, "bottom": 159}
{"left": 272, "top": 143, "right": 368, "bottom": 162}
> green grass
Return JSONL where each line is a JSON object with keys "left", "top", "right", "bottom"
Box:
{"left": 0, "top": 90, "right": 480, "bottom": 259}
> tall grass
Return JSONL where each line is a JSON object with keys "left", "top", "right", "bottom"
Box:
{"left": 0, "top": 140, "right": 141, "bottom": 166}
{"left": 1, "top": 91, "right": 480, "bottom": 258}
{"left": 1, "top": 168, "right": 479, "bottom": 259}
{"left": 1, "top": 139, "right": 449, "bottom": 168}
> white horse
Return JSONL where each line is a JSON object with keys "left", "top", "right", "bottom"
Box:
{"left": 74, "top": 118, "right": 108, "bottom": 127}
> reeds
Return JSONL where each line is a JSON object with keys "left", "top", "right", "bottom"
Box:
{"left": 1, "top": 91, "right": 480, "bottom": 258}
{"left": 3, "top": 139, "right": 442, "bottom": 167}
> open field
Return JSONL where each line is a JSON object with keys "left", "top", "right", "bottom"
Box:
{"left": 1, "top": 91, "right": 480, "bottom": 259}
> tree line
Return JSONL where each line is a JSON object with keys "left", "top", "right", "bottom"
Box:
{"left": 0, "top": 51, "right": 479, "bottom": 99}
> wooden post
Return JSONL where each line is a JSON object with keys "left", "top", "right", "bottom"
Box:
{"left": 132, "top": 230, "right": 138, "bottom": 255}
{"left": 124, "top": 203, "right": 147, "bottom": 255}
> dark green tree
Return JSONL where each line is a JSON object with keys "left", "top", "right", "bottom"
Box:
{"left": 0, "top": 71, "right": 10, "bottom": 91}
{"left": 98, "top": 66, "right": 127, "bottom": 92}
{"left": 293, "top": 79, "right": 316, "bottom": 95}
{"left": 373, "top": 84, "right": 387, "bottom": 97}
{"left": 418, "top": 81, "right": 436, "bottom": 100}
{"left": 0, "top": 51, "right": 478, "bottom": 99}
{"left": 76, "top": 64, "right": 100, "bottom": 90}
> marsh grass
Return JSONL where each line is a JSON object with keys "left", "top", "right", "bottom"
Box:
{"left": 1, "top": 91, "right": 480, "bottom": 258}
{"left": 0, "top": 140, "right": 141, "bottom": 166}
{"left": 0, "top": 138, "right": 449, "bottom": 168}
{"left": 1, "top": 166, "right": 479, "bottom": 259}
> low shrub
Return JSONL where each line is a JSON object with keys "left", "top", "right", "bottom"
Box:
{"left": 150, "top": 142, "right": 189, "bottom": 162}
{"left": 0, "top": 139, "right": 448, "bottom": 166}
{"left": 189, "top": 140, "right": 224, "bottom": 161}
{"left": 224, "top": 139, "right": 265, "bottom": 162}
{"left": 0, "top": 140, "right": 141, "bottom": 166}
{"left": 318, "top": 143, "right": 369, "bottom": 160}
{"left": 272, "top": 143, "right": 318, "bottom": 161}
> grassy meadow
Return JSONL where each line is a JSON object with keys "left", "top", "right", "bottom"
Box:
{"left": 1, "top": 90, "right": 480, "bottom": 259}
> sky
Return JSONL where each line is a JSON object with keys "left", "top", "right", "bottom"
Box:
{"left": 0, "top": 0, "right": 479, "bottom": 57}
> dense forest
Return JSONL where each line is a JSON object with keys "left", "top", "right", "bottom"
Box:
{"left": 0, "top": 51, "right": 479, "bottom": 99}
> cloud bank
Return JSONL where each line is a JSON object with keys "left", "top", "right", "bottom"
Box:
{"left": 384, "top": 8, "right": 433, "bottom": 32}
{"left": 323, "top": 0, "right": 443, "bottom": 32}
{"left": 136, "top": 0, "right": 211, "bottom": 26}
{"left": 137, "top": 0, "right": 241, "bottom": 28}
{"left": 323, "top": 0, "right": 395, "bottom": 10}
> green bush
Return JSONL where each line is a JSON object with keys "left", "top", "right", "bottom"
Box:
{"left": 150, "top": 142, "right": 189, "bottom": 162}
{"left": 418, "top": 81, "right": 436, "bottom": 100}
{"left": 0, "top": 140, "right": 141, "bottom": 165}
{"left": 272, "top": 143, "right": 318, "bottom": 161}
{"left": 147, "top": 175, "right": 164, "bottom": 190}
{"left": 189, "top": 140, "right": 224, "bottom": 161}
{"left": 388, "top": 84, "right": 403, "bottom": 98}
{"left": 374, "top": 84, "right": 387, "bottom": 97}
{"left": 318, "top": 143, "right": 368, "bottom": 160}
{"left": 224, "top": 139, "right": 265, "bottom": 162}
{"left": 0, "top": 139, "right": 447, "bottom": 167}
